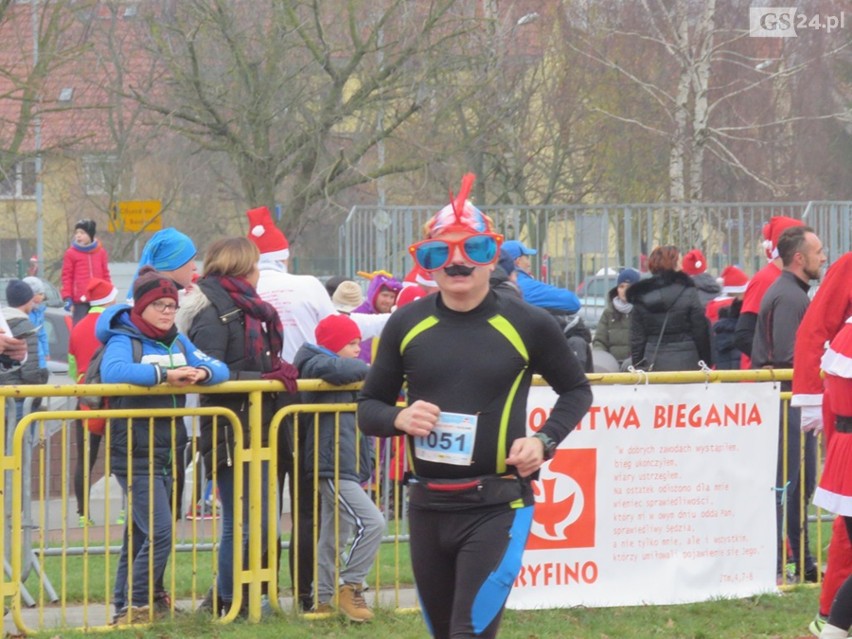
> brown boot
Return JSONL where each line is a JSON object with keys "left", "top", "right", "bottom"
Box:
{"left": 336, "top": 583, "right": 373, "bottom": 622}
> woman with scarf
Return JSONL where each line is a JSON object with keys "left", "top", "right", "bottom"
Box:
{"left": 95, "top": 267, "right": 228, "bottom": 624}
{"left": 593, "top": 268, "right": 641, "bottom": 371}
{"left": 176, "top": 237, "right": 299, "bottom": 617}
{"left": 61, "top": 219, "right": 112, "bottom": 325}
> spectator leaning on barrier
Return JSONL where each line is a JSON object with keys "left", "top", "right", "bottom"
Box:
{"left": 627, "top": 246, "right": 712, "bottom": 372}
{"left": 593, "top": 267, "right": 641, "bottom": 368}
{"left": 294, "top": 314, "right": 383, "bottom": 622}
{"left": 1, "top": 279, "right": 49, "bottom": 422}
{"left": 357, "top": 173, "right": 592, "bottom": 639}
{"left": 96, "top": 267, "right": 227, "bottom": 625}
{"left": 0, "top": 311, "right": 26, "bottom": 369}
{"left": 751, "top": 224, "right": 826, "bottom": 584}
{"left": 61, "top": 219, "right": 112, "bottom": 325}
{"left": 177, "top": 237, "right": 299, "bottom": 617}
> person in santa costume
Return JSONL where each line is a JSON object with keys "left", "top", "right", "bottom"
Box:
{"left": 810, "top": 317, "right": 852, "bottom": 639}
{"left": 792, "top": 252, "right": 852, "bottom": 636}
{"left": 734, "top": 215, "right": 805, "bottom": 368}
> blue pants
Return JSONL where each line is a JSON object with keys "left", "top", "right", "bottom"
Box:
{"left": 216, "top": 462, "right": 270, "bottom": 603}
{"left": 114, "top": 473, "right": 173, "bottom": 608}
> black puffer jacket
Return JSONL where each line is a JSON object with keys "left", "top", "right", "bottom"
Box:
{"left": 626, "top": 270, "right": 712, "bottom": 371}
{"left": 176, "top": 277, "right": 279, "bottom": 478}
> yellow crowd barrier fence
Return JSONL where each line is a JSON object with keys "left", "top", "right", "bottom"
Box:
{"left": 0, "top": 369, "right": 822, "bottom": 634}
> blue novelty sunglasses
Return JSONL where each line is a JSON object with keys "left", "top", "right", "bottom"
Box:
{"left": 408, "top": 233, "right": 503, "bottom": 272}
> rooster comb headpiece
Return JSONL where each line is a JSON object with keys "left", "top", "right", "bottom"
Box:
{"left": 423, "top": 173, "right": 495, "bottom": 238}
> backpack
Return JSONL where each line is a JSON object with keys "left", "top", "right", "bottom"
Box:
{"left": 79, "top": 338, "right": 143, "bottom": 411}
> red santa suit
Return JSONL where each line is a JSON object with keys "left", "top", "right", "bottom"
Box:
{"left": 792, "top": 252, "right": 852, "bottom": 408}
{"left": 791, "top": 252, "right": 852, "bottom": 619}
{"left": 813, "top": 318, "right": 852, "bottom": 514}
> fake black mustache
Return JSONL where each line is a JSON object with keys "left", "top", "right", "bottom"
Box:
{"left": 444, "top": 264, "right": 475, "bottom": 277}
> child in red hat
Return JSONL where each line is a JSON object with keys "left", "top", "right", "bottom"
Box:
{"left": 292, "top": 314, "right": 383, "bottom": 621}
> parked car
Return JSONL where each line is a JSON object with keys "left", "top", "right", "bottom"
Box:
{"left": 0, "top": 277, "right": 71, "bottom": 372}
{"left": 576, "top": 272, "right": 621, "bottom": 331}
{"left": 576, "top": 269, "right": 648, "bottom": 332}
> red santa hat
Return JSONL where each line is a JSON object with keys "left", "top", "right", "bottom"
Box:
{"left": 764, "top": 216, "right": 804, "bottom": 260}
{"left": 394, "top": 285, "right": 428, "bottom": 310}
{"left": 81, "top": 277, "right": 118, "bottom": 306}
{"left": 720, "top": 266, "right": 748, "bottom": 294}
{"left": 246, "top": 206, "right": 290, "bottom": 261}
{"left": 681, "top": 249, "right": 707, "bottom": 276}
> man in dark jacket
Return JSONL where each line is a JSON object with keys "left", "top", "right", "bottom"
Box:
{"left": 752, "top": 225, "right": 826, "bottom": 584}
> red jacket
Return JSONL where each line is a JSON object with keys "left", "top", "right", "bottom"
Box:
{"left": 60, "top": 241, "right": 111, "bottom": 303}
{"left": 68, "top": 309, "right": 104, "bottom": 382}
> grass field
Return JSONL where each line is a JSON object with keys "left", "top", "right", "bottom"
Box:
{"left": 25, "top": 585, "right": 820, "bottom": 639}
{"left": 16, "top": 515, "right": 831, "bottom": 638}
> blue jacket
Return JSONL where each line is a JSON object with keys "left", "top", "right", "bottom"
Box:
{"left": 28, "top": 304, "right": 49, "bottom": 367}
{"left": 95, "top": 304, "right": 228, "bottom": 476}
{"left": 516, "top": 270, "right": 581, "bottom": 313}
{"left": 293, "top": 343, "right": 371, "bottom": 483}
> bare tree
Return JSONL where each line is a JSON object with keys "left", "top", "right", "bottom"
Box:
{"left": 126, "top": 0, "right": 476, "bottom": 239}
{"left": 562, "top": 0, "right": 850, "bottom": 205}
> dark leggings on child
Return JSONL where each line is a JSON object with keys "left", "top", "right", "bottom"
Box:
{"left": 74, "top": 420, "right": 102, "bottom": 517}
{"left": 827, "top": 516, "right": 852, "bottom": 630}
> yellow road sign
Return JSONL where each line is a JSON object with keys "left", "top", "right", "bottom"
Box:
{"left": 108, "top": 200, "right": 163, "bottom": 232}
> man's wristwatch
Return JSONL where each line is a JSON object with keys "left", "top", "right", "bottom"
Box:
{"left": 532, "top": 432, "right": 557, "bottom": 461}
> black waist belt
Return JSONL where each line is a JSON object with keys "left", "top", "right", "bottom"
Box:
{"left": 836, "top": 415, "right": 852, "bottom": 434}
{"left": 407, "top": 474, "right": 533, "bottom": 511}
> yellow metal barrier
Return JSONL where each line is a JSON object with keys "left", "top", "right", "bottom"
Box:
{"left": 1, "top": 370, "right": 824, "bottom": 633}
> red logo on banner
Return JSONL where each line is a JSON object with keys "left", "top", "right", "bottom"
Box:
{"left": 527, "top": 448, "right": 596, "bottom": 549}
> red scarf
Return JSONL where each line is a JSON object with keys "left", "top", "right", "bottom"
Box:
{"left": 213, "top": 275, "right": 283, "bottom": 368}
{"left": 130, "top": 307, "right": 178, "bottom": 343}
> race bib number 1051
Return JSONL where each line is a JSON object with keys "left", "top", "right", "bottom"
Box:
{"left": 413, "top": 411, "right": 477, "bottom": 466}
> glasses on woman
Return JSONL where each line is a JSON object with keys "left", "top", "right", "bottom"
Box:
{"left": 408, "top": 233, "right": 503, "bottom": 272}
{"left": 151, "top": 300, "right": 179, "bottom": 313}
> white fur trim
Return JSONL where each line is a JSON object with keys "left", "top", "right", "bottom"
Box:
{"left": 415, "top": 273, "right": 438, "bottom": 288}
{"left": 88, "top": 287, "right": 118, "bottom": 307}
{"left": 821, "top": 346, "right": 852, "bottom": 378}
{"left": 251, "top": 225, "right": 265, "bottom": 237}
{"left": 260, "top": 247, "right": 289, "bottom": 262}
{"left": 790, "top": 393, "right": 823, "bottom": 407}
{"left": 722, "top": 284, "right": 747, "bottom": 294}
{"left": 813, "top": 487, "right": 852, "bottom": 517}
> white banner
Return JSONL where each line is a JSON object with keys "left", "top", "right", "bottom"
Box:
{"left": 508, "top": 382, "right": 780, "bottom": 609}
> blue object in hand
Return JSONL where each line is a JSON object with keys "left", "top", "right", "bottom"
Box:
{"left": 63, "top": 298, "right": 72, "bottom": 312}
